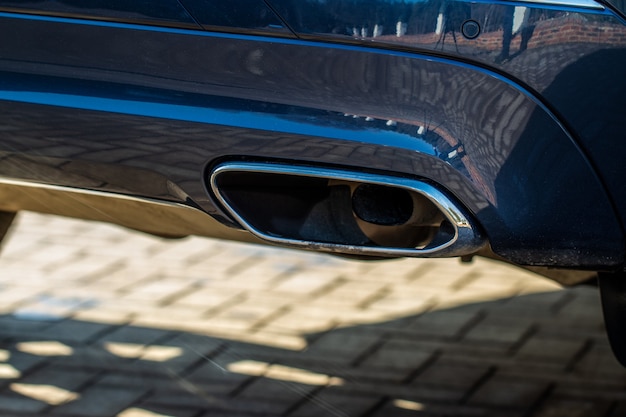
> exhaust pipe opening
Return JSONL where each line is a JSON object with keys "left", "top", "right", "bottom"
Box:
{"left": 351, "top": 183, "right": 415, "bottom": 226}
{"left": 210, "top": 162, "right": 484, "bottom": 258}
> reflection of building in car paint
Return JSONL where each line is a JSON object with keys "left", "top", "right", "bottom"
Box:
{"left": 373, "top": 24, "right": 383, "bottom": 37}
{"left": 396, "top": 21, "right": 407, "bottom": 37}
{"left": 269, "top": 0, "right": 626, "bottom": 64}
{"left": 338, "top": 113, "right": 470, "bottom": 176}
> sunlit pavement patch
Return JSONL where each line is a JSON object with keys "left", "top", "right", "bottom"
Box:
{"left": 0, "top": 212, "right": 623, "bottom": 417}
{"left": 12, "top": 295, "right": 97, "bottom": 322}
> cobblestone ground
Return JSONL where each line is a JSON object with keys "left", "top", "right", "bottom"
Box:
{"left": 0, "top": 213, "right": 624, "bottom": 417}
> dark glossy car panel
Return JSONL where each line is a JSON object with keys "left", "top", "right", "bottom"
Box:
{"left": 2, "top": 0, "right": 626, "bottom": 362}
{"left": 1, "top": 4, "right": 624, "bottom": 268}
{"left": 267, "top": 0, "right": 626, "bottom": 231}
{"left": 0, "top": 0, "right": 201, "bottom": 28}
{"left": 179, "top": 0, "right": 291, "bottom": 34}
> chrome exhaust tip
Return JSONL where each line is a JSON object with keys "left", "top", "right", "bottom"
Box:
{"left": 209, "top": 162, "right": 484, "bottom": 258}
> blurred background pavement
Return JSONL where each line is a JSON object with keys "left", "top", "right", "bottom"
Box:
{"left": 0, "top": 212, "right": 624, "bottom": 417}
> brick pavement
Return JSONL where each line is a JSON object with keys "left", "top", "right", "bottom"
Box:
{"left": 0, "top": 212, "right": 624, "bottom": 417}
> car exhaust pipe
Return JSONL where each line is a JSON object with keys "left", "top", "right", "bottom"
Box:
{"left": 337, "top": 180, "right": 444, "bottom": 249}
{"left": 209, "top": 162, "right": 484, "bottom": 258}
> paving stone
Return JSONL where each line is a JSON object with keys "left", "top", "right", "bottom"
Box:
{"left": 141, "top": 333, "right": 224, "bottom": 372}
{"left": 118, "top": 406, "right": 199, "bottom": 417}
{"left": 401, "top": 309, "right": 480, "bottom": 339}
{"left": 0, "top": 269, "right": 59, "bottom": 295}
{"left": 98, "top": 372, "right": 188, "bottom": 392}
{"left": 433, "top": 288, "right": 511, "bottom": 311}
{"left": 152, "top": 395, "right": 290, "bottom": 416}
{"left": 72, "top": 306, "right": 134, "bottom": 325}
{"left": 468, "top": 375, "right": 550, "bottom": 408}
{"left": 391, "top": 384, "right": 467, "bottom": 403}
{"left": 551, "top": 384, "right": 626, "bottom": 401}
{"left": 357, "top": 342, "right": 436, "bottom": 377}
{"left": 458, "top": 273, "right": 522, "bottom": 293}
{"left": 182, "top": 363, "right": 252, "bottom": 387}
{"left": 270, "top": 271, "right": 341, "bottom": 296}
{"left": 412, "top": 358, "right": 490, "bottom": 391}
{"left": 532, "top": 320, "right": 605, "bottom": 340}
{"left": 4, "top": 243, "right": 80, "bottom": 268}
{"left": 0, "top": 286, "right": 41, "bottom": 310}
{"left": 289, "top": 390, "right": 380, "bottom": 417}
{"left": 0, "top": 316, "right": 57, "bottom": 334}
{"left": 49, "top": 345, "right": 133, "bottom": 370}
{"left": 120, "top": 279, "right": 196, "bottom": 305}
{"left": 169, "top": 288, "right": 243, "bottom": 311}
{"left": 95, "top": 325, "right": 172, "bottom": 346}
{"left": 409, "top": 262, "right": 478, "bottom": 288}
{"left": 463, "top": 317, "right": 533, "bottom": 347}
{"left": 236, "top": 377, "right": 318, "bottom": 407}
{"left": 138, "top": 387, "right": 231, "bottom": 410}
{"left": 303, "top": 329, "right": 383, "bottom": 361}
{"left": 532, "top": 396, "right": 613, "bottom": 417}
{"left": 368, "top": 400, "right": 518, "bottom": 417}
{"left": 514, "top": 335, "right": 584, "bottom": 366}
{"left": 490, "top": 293, "right": 566, "bottom": 319}
{"left": 357, "top": 259, "right": 424, "bottom": 283}
{"left": 365, "top": 291, "right": 435, "bottom": 315}
{"left": 313, "top": 281, "right": 389, "bottom": 308}
{"left": 555, "top": 289, "right": 603, "bottom": 321}
{"left": 234, "top": 349, "right": 346, "bottom": 376}
{"left": 0, "top": 392, "right": 50, "bottom": 413}
{"left": 211, "top": 302, "right": 285, "bottom": 329}
{"left": 37, "top": 320, "right": 114, "bottom": 344}
{"left": 126, "top": 307, "right": 212, "bottom": 332}
{"left": 0, "top": 350, "right": 47, "bottom": 380}
{"left": 50, "top": 385, "right": 148, "bottom": 417}
{"left": 217, "top": 257, "right": 296, "bottom": 284}
{"left": 44, "top": 255, "right": 123, "bottom": 282}
{"left": 0, "top": 232, "right": 44, "bottom": 259}
{"left": 218, "top": 331, "right": 308, "bottom": 351}
{"left": 572, "top": 343, "right": 626, "bottom": 378}
{"left": 87, "top": 267, "right": 163, "bottom": 293}
{"left": 259, "top": 311, "right": 337, "bottom": 334}
{"left": 495, "top": 361, "right": 577, "bottom": 383}
{"left": 14, "top": 364, "right": 96, "bottom": 392}
{"left": 12, "top": 294, "right": 96, "bottom": 322}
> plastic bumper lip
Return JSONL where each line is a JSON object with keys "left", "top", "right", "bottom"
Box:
{"left": 210, "top": 162, "right": 486, "bottom": 258}
{"left": 0, "top": 177, "right": 263, "bottom": 243}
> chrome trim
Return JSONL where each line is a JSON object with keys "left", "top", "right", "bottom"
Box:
{"left": 210, "top": 162, "right": 485, "bottom": 258}
{"left": 508, "top": 0, "right": 604, "bottom": 9}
